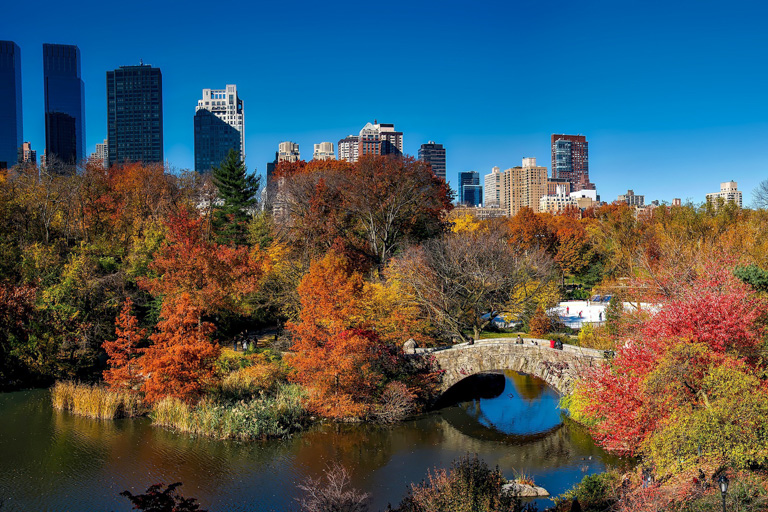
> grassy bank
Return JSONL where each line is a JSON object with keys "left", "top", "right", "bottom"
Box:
{"left": 150, "top": 383, "right": 309, "bottom": 440}
{"left": 51, "top": 381, "right": 144, "bottom": 419}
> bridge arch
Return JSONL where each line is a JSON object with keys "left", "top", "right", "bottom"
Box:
{"left": 413, "top": 338, "right": 605, "bottom": 397}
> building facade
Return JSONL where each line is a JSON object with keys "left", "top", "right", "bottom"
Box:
{"left": 618, "top": 189, "right": 644, "bottom": 207}
{"left": 43, "top": 44, "right": 85, "bottom": 166}
{"left": 418, "top": 141, "right": 446, "bottom": 181}
{"left": 706, "top": 181, "right": 742, "bottom": 209}
{"left": 499, "top": 157, "right": 548, "bottom": 216}
{"left": 91, "top": 138, "right": 108, "bottom": 167}
{"left": 107, "top": 63, "right": 163, "bottom": 166}
{"left": 483, "top": 167, "right": 502, "bottom": 207}
{"left": 313, "top": 142, "right": 335, "bottom": 160}
{"left": 551, "top": 134, "right": 593, "bottom": 191}
{"left": 547, "top": 177, "right": 571, "bottom": 196}
{"left": 358, "top": 121, "right": 403, "bottom": 160}
{"left": 278, "top": 141, "right": 300, "bottom": 162}
{"left": 338, "top": 135, "right": 359, "bottom": 162}
{"left": 194, "top": 85, "right": 244, "bottom": 172}
{"left": 459, "top": 171, "right": 482, "bottom": 206}
{"left": 0, "top": 41, "right": 22, "bottom": 170}
{"left": 17, "top": 141, "right": 36, "bottom": 165}
{"left": 539, "top": 184, "right": 578, "bottom": 214}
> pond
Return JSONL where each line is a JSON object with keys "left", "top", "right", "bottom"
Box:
{"left": 0, "top": 371, "right": 619, "bottom": 511}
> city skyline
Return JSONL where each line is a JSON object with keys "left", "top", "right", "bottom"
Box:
{"left": 3, "top": 0, "right": 767, "bottom": 204}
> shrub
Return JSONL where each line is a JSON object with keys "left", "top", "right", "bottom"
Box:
{"left": 576, "top": 324, "right": 614, "bottom": 350}
{"left": 555, "top": 472, "right": 620, "bottom": 512}
{"left": 296, "top": 463, "right": 370, "bottom": 512}
{"left": 391, "top": 454, "right": 537, "bottom": 512}
{"left": 150, "top": 383, "right": 308, "bottom": 440}
{"left": 372, "top": 381, "right": 417, "bottom": 423}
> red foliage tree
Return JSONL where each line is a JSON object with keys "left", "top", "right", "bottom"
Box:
{"left": 102, "top": 298, "right": 146, "bottom": 391}
{"left": 140, "top": 294, "right": 220, "bottom": 404}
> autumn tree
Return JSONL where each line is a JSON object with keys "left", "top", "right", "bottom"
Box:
{"left": 103, "top": 298, "right": 146, "bottom": 391}
{"left": 140, "top": 294, "right": 221, "bottom": 404}
{"left": 139, "top": 210, "right": 264, "bottom": 316}
{"left": 212, "top": 148, "right": 260, "bottom": 246}
{"left": 0, "top": 282, "right": 37, "bottom": 387}
{"left": 571, "top": 259, "right": 768, "bottom": 468}
{"left": 287, "top": 251, "right": 381, "bottom": 418}
{"left": 528, "top": 305, "right": 551, "bottom": 337}
{"left": 391, "top": 230, "right": 556, "bottom": 342}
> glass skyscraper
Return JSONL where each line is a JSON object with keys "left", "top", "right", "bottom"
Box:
{"left": 459, "top": 171, "right": 482, "bottom": 207}
{"left": 43, "top": 44, "right": 85, "bottom": 165}
{"left": 107, "top": 64, "right": 163, "bottom": 166}
{"left": 0, "top": 41, "right": 22, "bottom": 170}
{"left": 194, "top": 85, "right": 244, "bottom": 172}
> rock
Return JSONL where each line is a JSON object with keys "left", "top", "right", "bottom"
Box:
{"left": 403, "top": 338, "right": 417, "bottom": 354}
{"left": 502, "top": 482, "right": 550, "bottom": 497}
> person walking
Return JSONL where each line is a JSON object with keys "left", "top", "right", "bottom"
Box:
{"left": 516, "top": 334, "right": 523, "bottom": 344}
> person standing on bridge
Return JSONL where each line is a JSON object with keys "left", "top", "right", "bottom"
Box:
{"left": 516, "top": 334, "right": 523, "bottom": 344}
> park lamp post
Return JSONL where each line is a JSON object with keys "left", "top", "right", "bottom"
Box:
{"left": 719, "top": 474, "right": 729, "bottom": 512}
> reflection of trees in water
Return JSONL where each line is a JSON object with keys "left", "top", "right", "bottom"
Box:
{"left": 505, "top": 370, "right": 545, "bottom": 401}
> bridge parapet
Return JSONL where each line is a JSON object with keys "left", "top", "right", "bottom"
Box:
{"left": 414, "top": 338, "right": 604, "bottom": 396}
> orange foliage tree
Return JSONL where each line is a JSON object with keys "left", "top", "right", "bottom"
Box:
{"left": 140, "top": 293, "right": 220, "bottom": 404}
{"left": 102, "top": 298, "right": 146, "bottom": 391}
{"left": 139, "top": 209, "right": 264, "bottom": 315}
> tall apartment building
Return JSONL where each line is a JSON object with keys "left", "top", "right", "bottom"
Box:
{"left": 418, "top": 141, "right": 446, "bottom": 181}
{"left": 459, "top": 171, "right": 482, "bottom": 206}
{"left": 0, "top": 41, "right": 22, "bottom": 170}
{"left": 338, "top": 135, "right": 359, "bottom": 162}
{"left": 43, "top": 44, "right": 85, "bottom": 166}
{"left": 484, "top": 167, "right": 502, "bottom": 207}
{"left": 706, "top": 181, "right": 742, "bottom": 209}
{"left": 313, "top": 142, "right": 335, "bottom": 160}
{"left": 499, "top": 157, "right": 548, "bottom": 216}
{"left": 107, "top": 63, "right": 163, "bottom": 166}
{"left": 17, "top": 142, "right": 36, "bottom": 165}
{"left": 278, "top": 141, "right": 300, "bottom": 162}
{"left": 358, "top": 121, "right": 403, "bottom": 160}
{"left": 194, "top": 85, "right": 244, "bottom": 172}
{"left": 547, "top": 177, "right": 571, "bottom": 196}
{"left": 618, "top": 189, "right": 645, "bottom": 207}
{"left": 89, "top": 138, "right": 108, "bottom": 167}
{"left": 551, "top": 134, "right": 594, "bottom": 191}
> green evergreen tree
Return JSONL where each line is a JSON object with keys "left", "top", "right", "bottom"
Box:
{"left": 212, "top": 149, "right": 260, "bottom": 246}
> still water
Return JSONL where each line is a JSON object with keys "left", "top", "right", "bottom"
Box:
{"left": 0, "top": 371, "right": 618, "bottom": 511}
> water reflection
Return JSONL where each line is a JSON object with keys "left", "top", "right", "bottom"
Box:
{"left": 0, "top": 375, "right": 621, "bottom": 512}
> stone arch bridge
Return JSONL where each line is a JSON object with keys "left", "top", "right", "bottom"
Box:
{"left": 408, "top": 338, "right": 606, "bottom": 396}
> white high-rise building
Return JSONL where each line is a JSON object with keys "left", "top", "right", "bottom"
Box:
{"left": 313, "top": 142, "right": 335, "bottom": 161}
{"left": 706, "top": 181, "right": 743, "bottom": 209}
{"left": 484, "top": 166, "right": 502, "bottom": 207}
{"left": 195, "top": 84, "right": 245, "bottom": 162}
{"left": 338, "top": 135, "right": 359, "bottom": 162}
{"left": 91, "top": 139, "right": 108, "bottom": 168}
{"left": 278, "top": 141, "right": 300, "bottom": 162}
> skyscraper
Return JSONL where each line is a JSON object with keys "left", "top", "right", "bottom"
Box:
{"left": 89, "top": 138, "right": 108, "bottom": 168}
{"left": 356, "top": 121, "right": 402, "bottom": 161}
{"left": 107, "top": 63, "right": 163, "bottom": 166}
{"left": 43, "top": 44, "right": 85, "bottom": 166}
{"left": 313, "top": 142, "right": 335, "bottom": 160}
{"left": 418, "top": 141, "right": 446, "bottom": 181}
{"left": 551, "top": 134, "right": 593, "bottom": 191}
{"left": 194, "top": 84, "right": 244, "bottom": 172}
{"left": 0, "top": 41, "right": 22, "bottom": 170}
{"left": 483, "top": 166, "right": 501, "bottom": 207}
{"left": 459, "top": 171, "right": 482, "bottom": 207}
{"left": 499, "top": 157, "right": 548, "bottom": 216}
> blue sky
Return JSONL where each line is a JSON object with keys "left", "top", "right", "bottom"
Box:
{"left": 3, "top": 0, "right": 767, "bottom": 204}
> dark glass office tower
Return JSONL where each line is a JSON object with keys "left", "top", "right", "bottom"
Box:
{"left": 0, "top": 41, "right": 22, "bottom": 170}
{"left": 459, "top": 171, "right": 482, "bottom": 206}
{"left": 43, "top": 44, "right": 85, "bottom": 165}
{"left": 194, "top": 109, "right": 241, "bottom": 173}
{"left": 418, "top": 141, "right": 446, "bottom": 181}
{"left": 107, "top": 64, "right": 163, "bottom": 166}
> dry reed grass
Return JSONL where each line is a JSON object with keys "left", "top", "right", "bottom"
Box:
{"left": 50, "top": 381, "right": 143, "bottom": 419}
